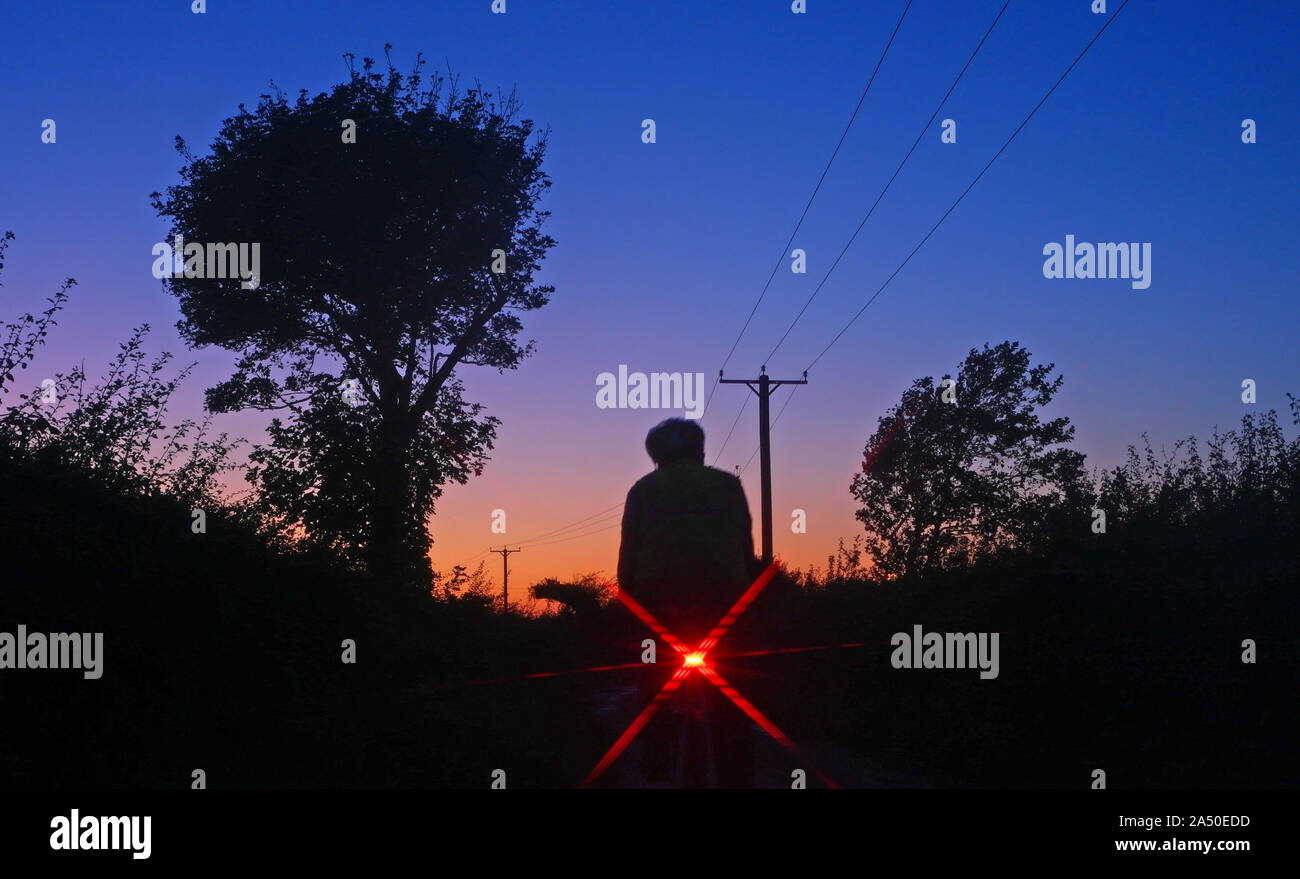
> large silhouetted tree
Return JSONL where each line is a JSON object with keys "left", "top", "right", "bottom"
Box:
{"left": 150, "top": 50, "right": 556, "bottom": 583}
{"left": 851, "top": 341, "right": 1088, "bottom": 579}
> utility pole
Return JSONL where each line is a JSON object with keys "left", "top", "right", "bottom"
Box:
{"left": 490, "top": 546, "right": 520, "bottom": 614}
{"left": 720, "top": 366, "right": 808, "bottom": 562}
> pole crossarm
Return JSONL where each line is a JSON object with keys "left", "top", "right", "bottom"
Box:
{"left": 491, "top": 546, "right": 521, "bottom": 614}
{"left": 717, "top": 368, "right": 808, "bottom": 562}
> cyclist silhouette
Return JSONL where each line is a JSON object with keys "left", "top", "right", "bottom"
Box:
{"left": 618, "top": 417, "right": 759, "bottom": 787}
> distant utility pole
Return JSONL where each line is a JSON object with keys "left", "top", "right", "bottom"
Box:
{"left": 720, "top": 366, "right": 807, "bottom": 562}
{"left": 490, "top": 546, "right": 521, "bottom": 614}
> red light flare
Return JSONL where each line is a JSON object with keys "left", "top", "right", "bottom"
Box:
{"left": 415, "top": 660, "right": 649, "bottom": 692}
{"left": 581, "top": 666, "right": 692, "bottom": 788}
{"left": 612, "top": 587, "right": 693, "bottom": 657}
{"left": 690, "top": 559, "right": 780, "bottom": 657}
{"left": 697, "top": 663, "right": 840, "bottom": 790}
{"left": 416, "top": 641, "right": 878, "bottom": 694}
{"left": 583, "top": 560, "right": 842, "bottom": 789}
{"left": 726, "top": 641, "right": 879, "bottom": 659}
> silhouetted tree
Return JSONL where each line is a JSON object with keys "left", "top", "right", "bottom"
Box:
{"left": 3, "top": 325, "right": 242, "bottom": 507}
{"left": 531, "top": 573, "right": 612, "bottom": 616}
{"left": 432, "top": 560, "right": 497, "bottom": 606}
{"left": 150, "top": 48, "right": 556, "bottom": 584}
{"left": 1, "top": 235, "right": 240, "bottom": 507}
{"left": 795, "top": 534, "right": 872, "bottom": 588}
{"left": 0, "top": 232, "right": 74, "bottom": 403}
{"left": 851, "top": 341, "right": 1087, "bottom": 579}
{"left": 1095, "top": 404, "right": 1300, "bottom": 537}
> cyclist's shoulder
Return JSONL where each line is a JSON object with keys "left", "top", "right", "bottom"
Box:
{"left": 633, "top": 462, "right": 744, "bottom": 499}
{"left": 699, "top": 464, "right": 743, "bottom": 488}
{"left": 623, "top": 472, "right": 655, "bottom": 512}
{"left": 628, "top": 470, "right": 657, "bottom": 493}
{"left": 695, "top": 464, "right": 746, "bottom": 495}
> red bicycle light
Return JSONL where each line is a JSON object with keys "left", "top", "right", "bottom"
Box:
{"left": 584, "top": 560, "right": 842, "bottom": 788}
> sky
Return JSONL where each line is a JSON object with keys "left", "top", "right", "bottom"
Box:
{"left": 2, "top": 0, "right": 1298, "bottom": 603}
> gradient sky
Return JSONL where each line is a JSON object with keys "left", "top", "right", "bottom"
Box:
{"left": 2, "top": 0, "right": 1297, "bottom": 604}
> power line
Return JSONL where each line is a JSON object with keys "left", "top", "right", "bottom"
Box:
{"left": 738, "top": 2, "right": 1126, "bottom": 476}
{"left": 452, "top": 0, "right": 1130, "bottom": 572}
{"left": 510, "top": 392, "right": 769, "bottom": 546}
{"left": 699, "top": 0, "right": 917, "bottom": 422}
{"left": 514, "top": 507, "right": 621, "bottom": 543}
{"left": 505, "top": 502, "right": 624, "bottom": 547}
{"left": 513, "top": 0, "right": 920, "bottom": 546}
{"left": 719, "top": 369, "right": 808, "bottom": 561}
{"left": 490, "top": 546, "right": 521, "bottom": 613}
{"left": 450, "top": 505, "right": 621, "bottom": 566}
{"left": 739, "top": 385, "right": 800, "bottom": 476}
{"left": 805, "top": 0, "right": 1132, "bottom": 374}
{"left": 710, "top": 393, "right": 750, "bottom": 464}
{"left": 764, "top": 0, "right": 1013, "bottom": 366}
{"left": 516, "top": 521, "right": 622, "bottom": 550}
{"left": 504, "top": 507, "right": 621, "bottom": 548}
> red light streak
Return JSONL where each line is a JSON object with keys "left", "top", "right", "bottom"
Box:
{"left": 580, "top": 667, "right": 692, "bottom": 788}
{"left": 583, "top": 560, "right": 843, "bottom": 788}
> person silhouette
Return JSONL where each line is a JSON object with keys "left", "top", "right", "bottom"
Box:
{"left": 618, "top": 417, "right": 758, "bottom": 787}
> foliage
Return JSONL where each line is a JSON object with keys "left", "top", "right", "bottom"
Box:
{"left": 531, "top": 573, "right": 613, "bottom": 616}
{"left": 149, "top": 48, "right": 557, "bottom": 584}
{"left": 0, "top": 232, "right": 74, "bottom": 399}
{"left": 431, "top": 560, "right": 498, "bottom": 607}
{"left": 244, "top": 373, "right": 493, "bottom": 570}
{"left": 0, "top": 234, "right": 242, "bottom": 511}
{"left": 3, "top": 326, "right": 243, "bottom": 507}
{"left": 851, "top": 341, "right": 1087, "bottom": 579}
{"left": 1095, "top": 404, "right": 1300, "bottom": 532}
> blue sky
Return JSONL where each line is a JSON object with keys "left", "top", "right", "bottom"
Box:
{"left": 2, "top": 0, "right": 1297, "bottom": 588}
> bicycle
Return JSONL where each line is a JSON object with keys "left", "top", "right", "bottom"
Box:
{"left": 667, "top": 671, "right": 718, "bottom": 788}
